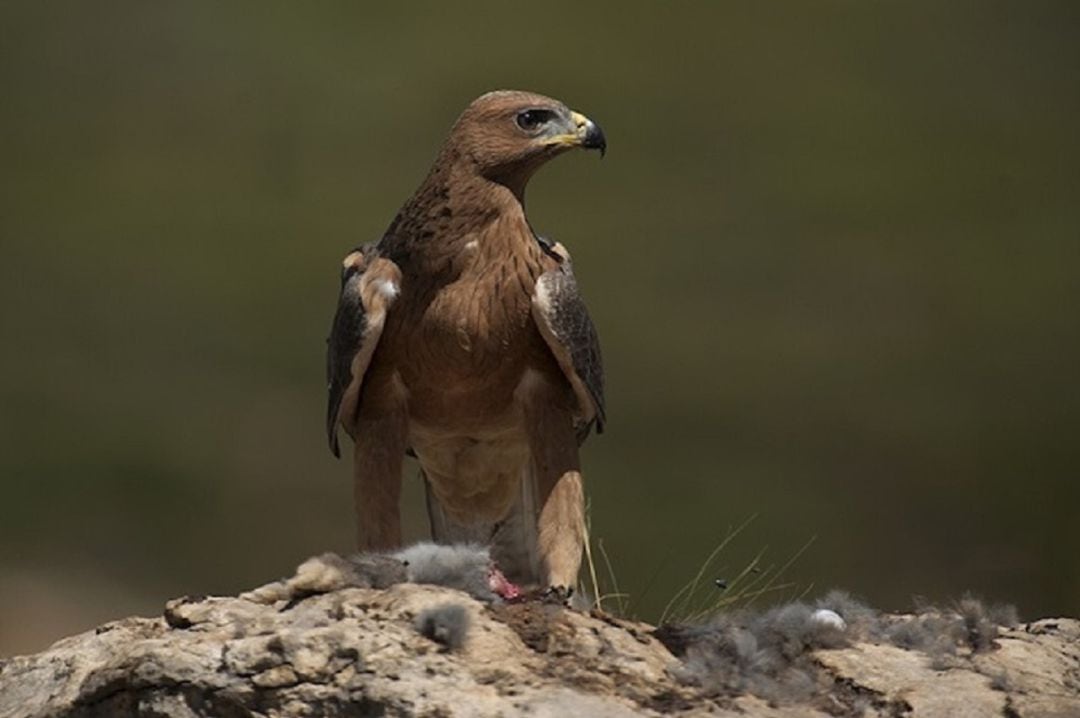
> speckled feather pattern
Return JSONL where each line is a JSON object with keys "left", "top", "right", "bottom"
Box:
{"left": 535, "top": 256, "right": 605, "bottom": 439}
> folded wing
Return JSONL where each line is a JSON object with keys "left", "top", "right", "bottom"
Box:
{"left": 326, "top": 244, "right": 402, "bottom": 457}
{"left": 530, "top": 241, "right": 606, "bottom": 442}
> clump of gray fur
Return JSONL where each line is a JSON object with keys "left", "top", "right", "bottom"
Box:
{"left": 393, "top": 543, "right": 494, "bottom": 601}
{"left": 884, "top": 594, "right": 1019, "bottom": 669}
{"left": 665, "top": 597, "right": 858, "bottom": 704}
{"left": 415, "top": 603, "right": 471, "bottom": 650}
{"left": 662, "top": 590, "right": 1019, "bottom": 705}
{"left": 240, "top": 552, "right": 408, "bottom": 604}
{"left": 241, "top": 543, "right": 498, "bottom": 606}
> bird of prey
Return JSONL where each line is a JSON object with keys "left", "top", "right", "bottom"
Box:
{"left": 326, "top": 90, "right": 606, "bottom": 593}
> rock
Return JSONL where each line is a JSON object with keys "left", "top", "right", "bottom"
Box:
{"left": 0, "top": 554, "right": 1077, "bottom": 717}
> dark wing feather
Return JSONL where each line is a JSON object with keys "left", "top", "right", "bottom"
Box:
{"left": 532, "top": 247, "right": 605, "bottom": 442}
{"left": 326, "top": 244, "right": 374, "bottom": 457}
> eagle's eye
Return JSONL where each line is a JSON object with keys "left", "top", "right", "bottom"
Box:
{"left": 516, "top": 108, "right": 557, "bottom": 132}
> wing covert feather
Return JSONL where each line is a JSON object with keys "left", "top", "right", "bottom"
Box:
{"left": 325, "top": 244, "right": 400, "bottom": 456}
{"left": 531, "top": 244, "right": 605, "bottom": 442}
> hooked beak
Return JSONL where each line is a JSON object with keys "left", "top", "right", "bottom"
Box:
{"left": 544, "top": 110, "right": 607, "bottom": 157}
{"left": 571, "top": 111, "right": 607, "bottom": 157}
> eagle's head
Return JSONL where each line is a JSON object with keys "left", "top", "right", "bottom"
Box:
{"left": 444, "top": 90, "right": 606, "bottom": 194}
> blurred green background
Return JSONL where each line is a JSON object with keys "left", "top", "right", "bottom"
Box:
{"left": 2, "top": 2, "right": 1077, "bottom": 655}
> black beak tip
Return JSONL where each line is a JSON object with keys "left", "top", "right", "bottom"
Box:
{"left": 583, "top": 122, "right": 607, "bottom": 158}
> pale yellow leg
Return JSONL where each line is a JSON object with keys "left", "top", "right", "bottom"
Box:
{"left": 352, "top": 406, "right": 408, "bottom": 551}
{"left": 524, "top": 382, "right": 586, "bottom": 589}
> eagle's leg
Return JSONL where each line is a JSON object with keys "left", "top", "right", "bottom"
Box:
{"left": 535, "top": 465, "right": 585, "bottom": 590}
{"left": 523, "top": 381, "right": 586, "bottom": 590}
{"left": 352, "top": 399, "right": 408, "bottom": 551}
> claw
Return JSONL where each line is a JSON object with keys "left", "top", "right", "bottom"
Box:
{"left": 543, "top": 585, "right": 573, "bottom": 605}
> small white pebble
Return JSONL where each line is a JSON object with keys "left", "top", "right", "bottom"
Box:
{"left": 812, "top": 608, "right": 847, "bottom": 630}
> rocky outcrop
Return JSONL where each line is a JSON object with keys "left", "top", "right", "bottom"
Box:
{"left": 1, "top": 553, "right": 1077, "bottom": 717}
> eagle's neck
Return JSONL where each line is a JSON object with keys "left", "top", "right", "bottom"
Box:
{"left": 381, "top": 156, "right": 547, "bottom": 374}
{"left": 385, "top": 156, "right": 540, "bottom": 280}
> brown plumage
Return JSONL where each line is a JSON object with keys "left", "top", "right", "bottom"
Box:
{"left": 326, "top": 90, "right": 606, "bottom": 590}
